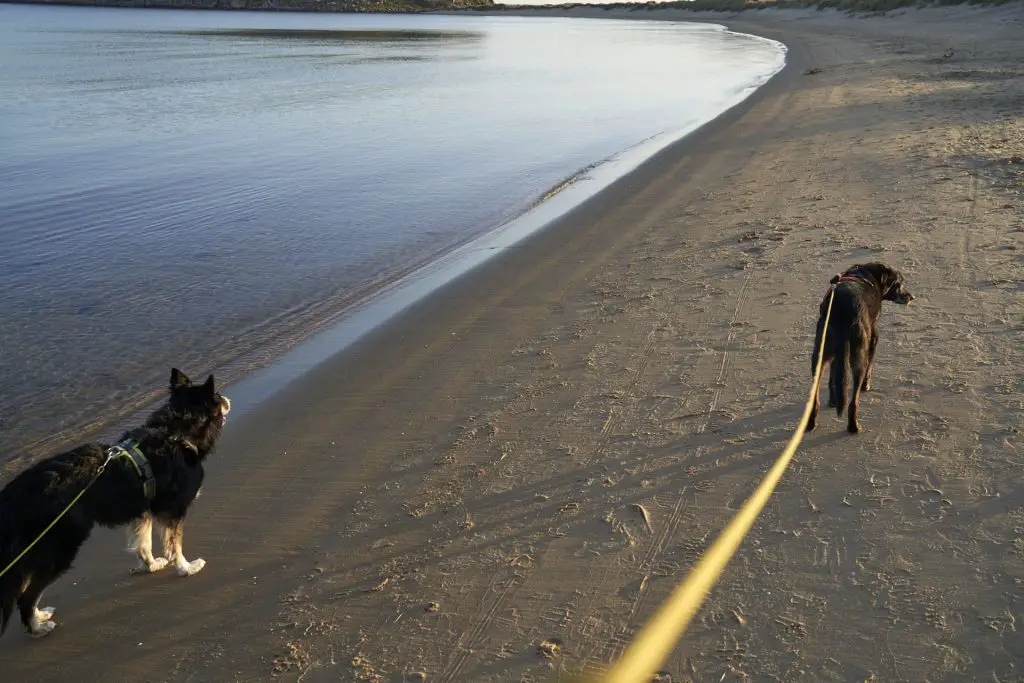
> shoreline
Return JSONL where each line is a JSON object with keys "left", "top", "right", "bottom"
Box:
{"left": 0, "top": 9, "right": 786, "bottom": 470}
{"left": 196, "top": 21, "right": 788, "bottom": 422}
{"left": 1, "top": 4, "right": 1022, "bottom": 681}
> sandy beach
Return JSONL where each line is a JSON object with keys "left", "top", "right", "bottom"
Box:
{"left": 1, "top": 3, "right": 1022, "bottom": 681}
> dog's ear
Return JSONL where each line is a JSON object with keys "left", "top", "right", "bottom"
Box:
{"left": 876, "top": 264, "right": 898, "bottom": 286}
{"left": 170, "top": 368, "right": 192, "bottom": 391}
{"left": 203, "top": 374, "right": 216, "bottom": 395}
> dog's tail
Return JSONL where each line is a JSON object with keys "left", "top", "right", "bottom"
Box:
{"left": 834, "top": 338, "right": 851, "bottom": 417}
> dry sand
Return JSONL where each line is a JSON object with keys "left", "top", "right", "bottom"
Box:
{"left": 1, "top": 4, "right": 1022, "bottom": 682}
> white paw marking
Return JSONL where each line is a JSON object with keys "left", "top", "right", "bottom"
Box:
{"left": 176, "top": 558, "right": 206, "bottom": 577}
{"left": 29, "top": 620, "right": 57, "bottom": 638}
{"left": 35, "top": 607, "right": 55, "bottom": 621}
{"left": 130, "top": 557, "right": 169, "bottom": 575}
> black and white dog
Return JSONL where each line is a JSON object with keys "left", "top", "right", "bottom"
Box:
{"left": 0, "top": 368, "right": 230, "bottom": 637}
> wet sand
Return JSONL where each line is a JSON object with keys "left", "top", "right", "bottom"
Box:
{"left": 1, "top": 4, "right": 1022, "bottom": 681}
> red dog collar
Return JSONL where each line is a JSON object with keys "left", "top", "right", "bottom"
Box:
{"left": 823, "top": 274, "right": 862, "bottom": 302}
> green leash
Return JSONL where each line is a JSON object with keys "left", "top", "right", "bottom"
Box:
{"left": 0, "top": 439, "right": 155, "bottom": 580}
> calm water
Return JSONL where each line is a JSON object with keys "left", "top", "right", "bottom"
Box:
{"left": 0, "top": 5, "right": 784, "bottom": 461}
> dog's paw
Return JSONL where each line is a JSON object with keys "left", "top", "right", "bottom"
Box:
{"left": 35, "top": 607, "right": 55, "bottom": 621}
{"left": 131, "top": 557, "right": 170, "bottom": 575}
{"left": 148, "top": 557, "right": 170, "bottom": 572}
{"left": 862, "top": 382, "right": 872, "bottom": 392}
{"left": 29, "top": 620, "right": 57, "bottom": 638}
{"left": 847, "top": 422, "right": 862, "bottom": 434}
{"left": 176, "top": 558, "right": 206, "bottom": 577}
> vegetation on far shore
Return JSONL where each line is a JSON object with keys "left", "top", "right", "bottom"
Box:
{"left": 4, "top": 0, "right": 495, "bottom": 13}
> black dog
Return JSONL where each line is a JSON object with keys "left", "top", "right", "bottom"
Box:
{"left": 0, "top": 368, "right": 230, "bottom": 637}
{"left": 808, "top": 263, "right": 913, "bottom": 434}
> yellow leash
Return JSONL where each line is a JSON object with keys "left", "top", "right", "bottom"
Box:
{"left": 594, "top": 287, "right": 836, "bottom": 683}
{"left": 0, "top": 450, "right": 117, "bottom": 580}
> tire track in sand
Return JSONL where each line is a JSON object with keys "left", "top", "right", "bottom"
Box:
{"left": 438, "top": 572, "right": 523, "bottom": 683}
{"left": 584, "top": 325, "right": 659, "bottom": 467}
{"left": 600, "top": 268, "right": 754, "bottom": 663}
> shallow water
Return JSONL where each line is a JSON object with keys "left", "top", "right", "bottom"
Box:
{"left": 0, "top": 5, "right": 784, "bottom": 461}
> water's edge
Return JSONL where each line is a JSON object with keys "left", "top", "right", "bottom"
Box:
{"left": 171, "top": 23, "right": 788, "bottom": 420}
{"left": 1, "top": 18, "right": 787, "bottom": 470}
